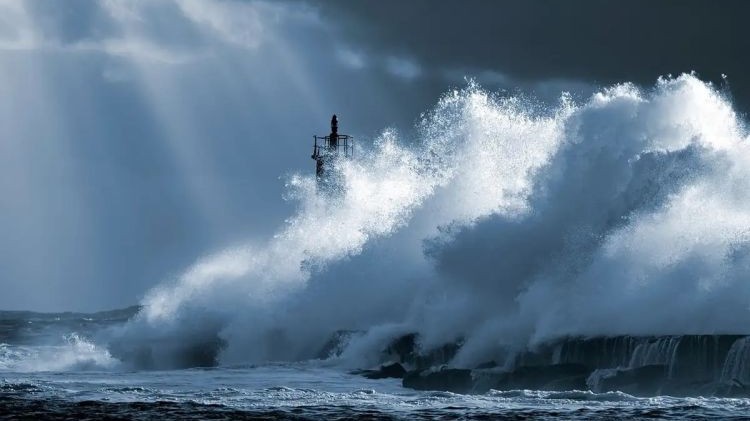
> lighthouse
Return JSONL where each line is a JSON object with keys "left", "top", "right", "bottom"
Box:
{"left": 311, "top": 114, "right": 354, "bottom": 189}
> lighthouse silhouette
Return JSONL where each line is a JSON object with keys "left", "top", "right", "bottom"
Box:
{"left": 311, "top": 114, "right": 353, "bottom": 191}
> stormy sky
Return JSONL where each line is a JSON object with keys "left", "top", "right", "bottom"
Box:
{"left": 0, "top": 0, "right": 747, "bottom": 311}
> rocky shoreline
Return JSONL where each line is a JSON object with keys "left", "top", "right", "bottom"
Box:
{"left": 337, "top": 334, "right": 750, "bottom": 397}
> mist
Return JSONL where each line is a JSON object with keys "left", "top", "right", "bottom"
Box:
{"left": 0, "top": 0, "right": 464, "bottom": 311}
{"left": 102, "top": 74, "right": 750, "bottom": 371}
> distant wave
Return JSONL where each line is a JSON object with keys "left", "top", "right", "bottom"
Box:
{"left": 1, "top": 334, "right": 118, "bottom": 372}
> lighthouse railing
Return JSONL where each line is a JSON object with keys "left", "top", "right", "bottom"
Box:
{"left": 313, "top": 135, "right": 354, "bottom": 159}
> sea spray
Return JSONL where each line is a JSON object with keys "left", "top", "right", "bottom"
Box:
{"left": 140, "top": 130, "right": 440, "bottom": 322}
{"left": 111, "top": 74, "right": 750, "bottom": 370}
{"left": 427, "top": 75, "right": 750, "bottom": 366}
{"left": 0, "top": 333, "right": 118, "bottom": 372}
{"left": 111, "top": 128, "right": 456, "bottom": 366}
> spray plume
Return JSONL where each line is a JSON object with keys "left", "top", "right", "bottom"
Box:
{"left": 111, "top": 74, "right": 750, "bottom": 369}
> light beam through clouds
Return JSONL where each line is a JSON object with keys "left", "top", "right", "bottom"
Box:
{"left": 0, "top": 0, "right": 397, "bottom": 310}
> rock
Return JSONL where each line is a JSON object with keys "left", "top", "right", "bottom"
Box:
{"left": 384, "top": 333, "right": 462, "bottom": 370}
{"left": 470, "top": 364, "right": 591, "bottom": 394}
{"left": 403, "top": 368, "right": 473, "bottom": 394}
{"left": 496, "top": 364, "right": 591, "bottom": 391}
{"left": 415, "top": 342, "right": 462, "bottom": 370}
{"left": 385, "top": 334, "right": 418, "bottom": 363}
{"left": 316, "top": 330, "right": 361, "bottom": 359}
{"left": 402, "top": 364, "right": 592, "bottom": 394}
{"left": 356, "top": 333, "right": 750, "bottom": 397}
{"left": 361, "top": 363, "right": 407, "bottom": 379}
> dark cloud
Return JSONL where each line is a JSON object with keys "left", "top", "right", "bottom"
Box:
{"left": 313, "top": 0, "right": 750, "bottom": 110}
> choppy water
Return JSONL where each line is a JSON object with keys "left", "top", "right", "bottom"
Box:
{"left": 2, "top": 310, "right": 750, "bottom": 420}
{"left": 5, "top": 362, "right": 750, "bottom": 420}
{"left": 5, "top": 73, "right": 750, "bottom": 418}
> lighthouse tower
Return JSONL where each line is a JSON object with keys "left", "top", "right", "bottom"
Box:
{"left": 311, "top": 114, "right": 353, "bottom": 189}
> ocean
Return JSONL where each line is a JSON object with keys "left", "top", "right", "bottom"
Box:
{"left": 3, "top": 2, "right": 750, "bottom": 420}
{"left": 2, "top": 310, "right": 750, "bottom": 420}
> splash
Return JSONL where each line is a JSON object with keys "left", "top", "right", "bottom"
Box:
{"left": 114, "top": 74, "right": 750, "bottom": 369}
{"left": 140, "top": 128, "right": 444, "bottom": 320}
{"left": 0, "top": 333, "right": 118, "bottom": 372}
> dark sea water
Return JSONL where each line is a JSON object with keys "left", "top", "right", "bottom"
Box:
{"left": 2, "top": 310, "right": 750, "bottom": 420}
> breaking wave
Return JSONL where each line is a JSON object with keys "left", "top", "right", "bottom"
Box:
{"left": 111, "top": 74, "right": 750, "bottom": 370}
{"left": 0, "top": 334, "right": 118, "bottom": 372}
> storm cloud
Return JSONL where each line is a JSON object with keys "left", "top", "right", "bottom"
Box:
{"left": 313, "top": 0, "right": 749, "bottom": 109}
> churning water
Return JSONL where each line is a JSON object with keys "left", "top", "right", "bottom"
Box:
{"left": 5, "top": 75, "right": 750, "bottom": 419}
{"left": 121, "top": 74, "right": 750, "bottom": 368}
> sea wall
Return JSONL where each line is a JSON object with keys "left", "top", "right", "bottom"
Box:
{"left": 357, "top": 334, "right": 750, "bottom": 397}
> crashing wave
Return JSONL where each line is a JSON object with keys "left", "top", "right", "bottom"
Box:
{"left": 103, "top": 74, "right": 750, "bottom": 382}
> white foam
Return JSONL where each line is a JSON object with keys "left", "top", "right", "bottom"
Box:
{"left": 0, "top": 333, "right": 118, "bottom": 372}
{"left": 122, "top": 74, "right": 750, "bottom": 369}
